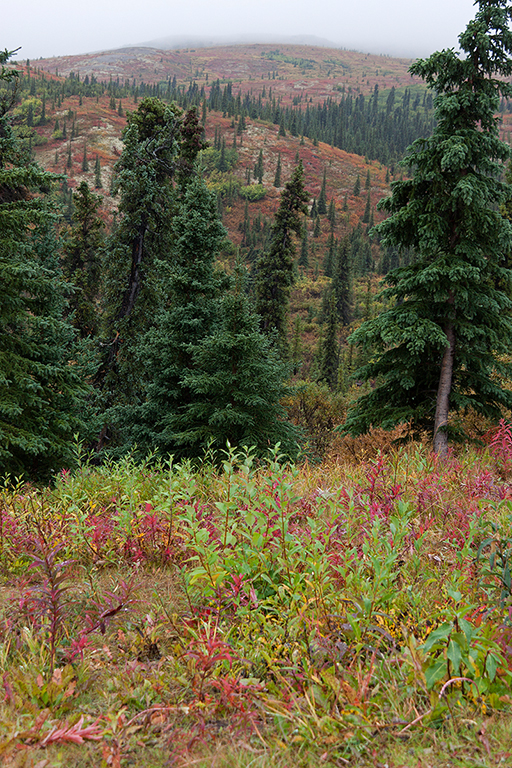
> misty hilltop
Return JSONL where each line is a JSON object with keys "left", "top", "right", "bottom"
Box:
{"left": 138, "top": 33, "right": 338, "bottom": 51}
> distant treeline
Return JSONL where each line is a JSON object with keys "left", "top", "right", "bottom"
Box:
{"left": 11, "top": 65, "right": 512, "bottom": 168}
{"left": 4, "top": 65, "right": 442, "bottom": 165}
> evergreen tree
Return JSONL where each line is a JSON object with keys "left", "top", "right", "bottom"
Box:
{"left": 0, "top": 51, "right": 85, "bottom": 479}
{"left": 317, "top": 168, "right": 327, "bottom": 215}
{"left": 318, "top": 290, "right": 339, "bottom": 390}
{"left": 94, "top": 154, "right": 102, "bottom": 188}
{"left": 353, "top": 173, "right": 361, "bottom": 196}
{"left": 98, "top": 98, "right": 192, "bottom": 403}
{"left": 343, "top": 0, "right": 512, "bottom": 454}
{"left": 323, "top": 232, "right": 336, "bottom": 277}
{"left": 255, "top": 163, "right": 308, "bottom": 349}
{"left": 39, "top": 91, "right": 46, "bottom": 125}
{"left": 332, "top": 235, "right": 352, "bottom": 325}
{"left": 313, "top": 215, "right": 321, "bottom": 238}
{"left": 62, "top": 182, "right": 104, "bottom": 338}
{"left": 310, "top": 198, "right": 317, "bottom": 219}
{"left": 273, "top": 152, "right": 282, "bottom": 187}
{"left": 171, "top": 262, "right": 300, "bottom": 457}
{"left": 327, "top": 198, "right": 336, "bottom": 229}
{"left": 81, "top": 140, "right": 89, "bottom": 172}
{"left": 129, "top": 176, "right": 227, "bottom": 458}
{"left": 254, "top": 148, "right": 264, "bottom": 184}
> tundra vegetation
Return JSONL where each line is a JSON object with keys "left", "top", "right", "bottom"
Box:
{"left": 3, "top": 1, "right": 512, "bottom": 765}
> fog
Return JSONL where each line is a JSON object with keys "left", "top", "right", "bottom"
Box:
{"left": 5, "top": 0, "right": 477, "bottom": 62}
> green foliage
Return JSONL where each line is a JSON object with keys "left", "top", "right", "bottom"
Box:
{"left": 298, "top": 225, "right": 309, "bottom": 269}
{"left": 283, "top": 380, "right": 345, "bottom": 458}
{"left": 172, "top": 263, "right": 300, "bottom": 458}
{"left": 253, "top": 148, "right": 264, "bottom": 184}
{"left": 318, "top": 291, "right": 339, "bottom": 390}
{"left": 238, "top": 183, "right": 266, "bottom": 201}
{"left": 344, "top": 0, "right": 512, "bottom": 449}
{"left": 200, "top": 144, "right": 238, "bottom": 173}
{"left": 317, "top": 168, "right": 327, "bottom": 215}
{"left": 273, "top": 151, "right": 282, "bottom": 187}
{"left": 98, "top": 98, "right": 190, "bottom": 406}
{"left": 333, "top": 234, "right": 352, "bottom": 325}
{"left": 129, "top": 175, "right": 227, "bottom": 459}
{"left": 62, "top": 182, "right": 104, "bottom": 338}
{"left": 4, "top": 444, "right": 512, "bottom": 762}
{"left": 255, "top": 163, "right": 308, "bottom": 349}
{"left": 0, "top": 52, "right": 86, "bottom": 480}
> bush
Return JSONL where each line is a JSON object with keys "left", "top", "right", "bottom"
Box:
{"left": 238, "top": 184, "right": 266, "bottom": 201}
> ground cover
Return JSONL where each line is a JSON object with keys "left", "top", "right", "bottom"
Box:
{"left": 1, "top": 426, "right": 512, "bottom": 766}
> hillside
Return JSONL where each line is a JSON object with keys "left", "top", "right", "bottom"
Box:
{"left": 26, "top": 66, "right": 391, "bottom": 377}
{"left": 34, "top": 43, "right": 421, "bottom": 105}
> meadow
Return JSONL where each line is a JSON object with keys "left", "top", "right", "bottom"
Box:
{"left": 2, "top": 426, "right": 512, "bottom": 767}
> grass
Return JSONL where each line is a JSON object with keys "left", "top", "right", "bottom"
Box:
{"left": 1, "top": 431, "right": 512, "bottom": 766}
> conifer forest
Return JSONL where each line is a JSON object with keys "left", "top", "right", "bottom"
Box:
{"left": 3, "top": 2, "right": 512, "bottom": 766}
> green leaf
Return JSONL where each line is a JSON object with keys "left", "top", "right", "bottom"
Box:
{"left": 425, "top": 659, "right": 448, "bottom": 690}
{"left": 485, "top": 653, "right": 499, "bottom": 682}
{"left": 447, "top": 638, "right": 462, "bottom": 675}
{"left": 421, "top": 622, "right": 453, "bottom": 652}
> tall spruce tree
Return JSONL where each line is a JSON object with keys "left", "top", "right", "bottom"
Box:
{"left": 173, "top": 261, "right": 300, "bottom": 457}
{"left": 318, "top": 290, "right": 339, "bottom": 390}
{"left": 254, "top": 163, "right": 308, "bottom": 349}
{"left": 98, "top": 99, "right": 202, "bottom": 406}
{"left": 254, "top": 148, "right": 264, "bottom": 184}
{"left": 129, "top": 175, "right": 227, "bottom": 458}
{"left": 274, "top": 152, "right": 282, "bottom": 187}
{"left": 0, "top": 51, "right": 86, "bottom": 479}
{"left": 62, "top": 182, "right": 104, "bottom": 338}
{"left": 317, "top": 168, "right": 327, "bottom": 215}
{"left": 332, "top": 235, "right": 352, "bottom": 326}
{"left": 343, "top": 0, "right": 512, "bottom": 454}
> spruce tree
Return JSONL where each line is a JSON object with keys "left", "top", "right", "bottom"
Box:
{"left": 94, "top": 154, "right": 102, "bottom": 188}
{"left": 171, "top": 262, "right": 300, "bottom": 457}
{"left": 98, "top": 98, "right": 194, "bottom": 403}
{"left": 254, "top": 163, "right": 308, "bottom": 349}
{"left": 254, "top": 148, "right": 264, "bottom": 184}
{"left": 62, "top": 182, "right": 104, "bottom": 338}
{"left": 273, "top": 152, "right": 282, "bottom": 187}
{"left": 317, "top": 168, "right": 327, "bottom": 215}
{"left": 323, "top": 232, "right": 336, "bottom": 277}
{"left": 129, "top": 176, "right": 227, "bottom": 458}
{"left": 0, "top": 51, "right": 85, "bottom": 479}
{"left": 318, "top": 290, "right": 339, "bottom": 390}
{"left": 343, "top": 0, "right": 512, "bottom": 454}
{"left": 81, "top": 140, "right": 89, "bottom": 172}
{"left": 327, "top": 198, "right": 336, "bottom": 230}
{"left": 332, "top": 235, "right": 352, "bottom": 326}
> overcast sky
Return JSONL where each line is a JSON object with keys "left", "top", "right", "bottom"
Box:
{"left": 5, "top": 0, "right": 478, "bottom": 62}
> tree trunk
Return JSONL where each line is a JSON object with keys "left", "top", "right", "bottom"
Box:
{"left": 433, "top": 323, "right": 455, "bottom": 456}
